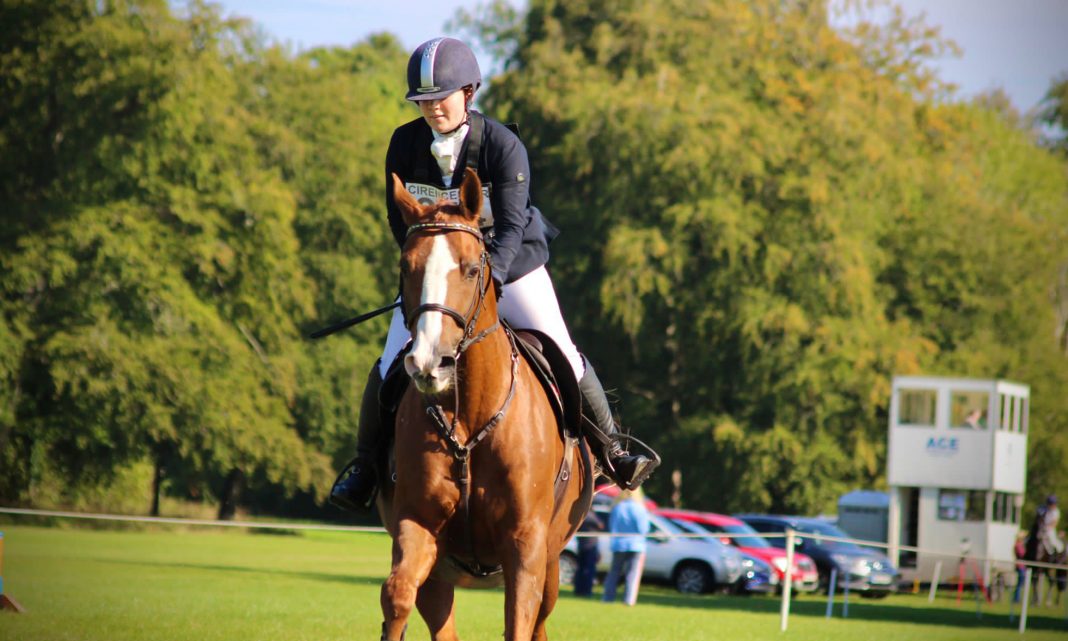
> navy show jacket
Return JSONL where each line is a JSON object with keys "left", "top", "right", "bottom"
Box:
{"left": 385, "top": 111, "right": 558, "bottom": 284}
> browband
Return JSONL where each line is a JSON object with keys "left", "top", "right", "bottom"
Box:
{"left": 406, "top": 222, "right": 483, "bottom": 242}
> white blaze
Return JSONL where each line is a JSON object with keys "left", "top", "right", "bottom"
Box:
{"left": 407, "top": 235, "right": 458, "bottom": 375}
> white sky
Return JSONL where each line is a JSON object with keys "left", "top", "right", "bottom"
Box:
{"left": 207, "top": 0, "right": 1068, "bottom": 113}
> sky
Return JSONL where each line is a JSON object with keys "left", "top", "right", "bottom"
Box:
{"left": 207, "top": 0, "right": 1068, "bottom": 114}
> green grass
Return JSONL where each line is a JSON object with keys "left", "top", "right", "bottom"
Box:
{"left": 1, "top": 523, "right": 1066, "bottom": 640}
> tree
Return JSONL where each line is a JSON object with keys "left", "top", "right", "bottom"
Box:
{"left": 462, "top": 0, "right": 1068, "bottom": 513}
{"left": 0, "top": 0, "right": 329, "bottom": 511}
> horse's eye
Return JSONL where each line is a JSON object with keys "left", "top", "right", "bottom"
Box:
{"left": 399, "top": 259, "right": 411, "bottom": 277}
{"left": 463, "top": 263, "right": 480, "bottom": 280}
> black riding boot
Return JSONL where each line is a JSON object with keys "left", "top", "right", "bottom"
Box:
{"left": 329, "top": 363, "right": 385, "bottom": 512}
{"left": 577, "top": 356, "right": 659, "bottom": 490}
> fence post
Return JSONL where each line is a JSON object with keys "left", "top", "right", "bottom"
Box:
{"left": 842, "top": 567, "right": 850, "bottom": 618}
{"left": 1019, "top": 567, "right": 1032, "bottom": 634}
{"left": 780, "top": 529, "right": 795, "bottom": 632}
{"left": 825, "top": 568, "right": 837, "bottom": 618}
{"left": 928, "top": 560, "right": 942, "bottom": 603}
{"left": 956, "top": 557, "right": 965, "bottom": 605}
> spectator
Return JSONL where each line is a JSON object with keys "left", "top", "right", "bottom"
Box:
{"left": 602, "top": 488, "right": 651, "bottom": 606}
{"left": 963, "top": 408, "right": 986, "bottom": 429}
{"left": 574, "top": 507, "right": 604, "bottom": 597}
{"left": 1014, "top": 530, "right": 1028, "bottom": 603}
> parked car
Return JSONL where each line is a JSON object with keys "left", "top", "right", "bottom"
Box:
{"left": 734, "top": 514, "right": 900, "bottom": 597}
{"left": 737, "top": 552, "right": 775, "bottom": 595}
{"left": 658, "top": 508, "right": 820, "bottom": 593}
{"left": 668, "top": 516, "right": 775, "bottom": 594}
{"left": 562, "top": 504, "right": 744, "bottom": 593}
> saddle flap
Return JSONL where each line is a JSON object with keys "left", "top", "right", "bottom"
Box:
{"left": 509, "top": 325, "right": 582, "bottom": 438}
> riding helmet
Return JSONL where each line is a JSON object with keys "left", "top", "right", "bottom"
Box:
{"left": 406, "top": 37, "right": 481, "bottom": 102}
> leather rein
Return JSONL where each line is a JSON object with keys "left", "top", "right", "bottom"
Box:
{"left": 403, "top": 221, "right": 519, "bottom": 577}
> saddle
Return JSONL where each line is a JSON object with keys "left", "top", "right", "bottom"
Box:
{"left": 378, "top": 324, "right": 584, "bottom": 441}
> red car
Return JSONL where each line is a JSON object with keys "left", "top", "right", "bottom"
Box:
{"left": 657, "top": 508, "right": 820, "bottom": 593}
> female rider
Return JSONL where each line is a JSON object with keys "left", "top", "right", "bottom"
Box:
{"left": 330, "top": 37, "right": 657, "bottom": 511}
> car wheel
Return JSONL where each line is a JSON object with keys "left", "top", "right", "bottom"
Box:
{"left": 674, "top": 562, "right": 714, "bottom": 594}
{"left": 558, "top": 551, "right": 579, "bottom": 587}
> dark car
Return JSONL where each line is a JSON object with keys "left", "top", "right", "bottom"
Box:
{"left": 734, "top": 515, "right": 899, "bottom": 597}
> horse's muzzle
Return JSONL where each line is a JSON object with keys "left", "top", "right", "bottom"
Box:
{"left": 409, "top": 360, "right": 456, "bottom": 395}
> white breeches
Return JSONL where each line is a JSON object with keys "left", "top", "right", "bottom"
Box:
{"left": 378, "top": 265, "right": 585, "bottom": 381}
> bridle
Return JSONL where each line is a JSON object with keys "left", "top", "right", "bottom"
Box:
{"left": 402, "top": 219, "right": 519, "bottom": 578}
{"left": 402, "top": 221, "right": 499, "bottom": 354}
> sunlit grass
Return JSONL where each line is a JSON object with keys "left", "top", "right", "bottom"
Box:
{"left": 0, "top": 524, "right": 1065, "bottom": 640}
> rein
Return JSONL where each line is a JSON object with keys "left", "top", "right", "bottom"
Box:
{"left": 403, "top": 220, "right": 516, "bottom": 577}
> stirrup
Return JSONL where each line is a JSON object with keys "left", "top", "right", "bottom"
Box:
{"left": 601, "top": 433, "right": 661, "bottom": 490}
{"left": 329, "top": 456, "right": 378, "bottom": 511}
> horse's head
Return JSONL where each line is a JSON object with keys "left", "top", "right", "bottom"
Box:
{"left": 393, "top": 168, "right": 493, "bottom": 395}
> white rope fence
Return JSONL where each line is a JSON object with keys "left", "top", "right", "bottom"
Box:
{"left": 0, "top": 506, "right": 387, "bottom": 533}
{"left": 2, "top": 506, "right": 1066, "bottom": 633}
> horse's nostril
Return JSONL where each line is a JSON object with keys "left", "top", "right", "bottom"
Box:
{"left": 439, "top": 356, "right": 456, "bottom": 369}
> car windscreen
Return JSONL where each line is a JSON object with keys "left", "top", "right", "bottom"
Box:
{"left": 650, "top": 513, "right": 686, "bottom": 536}
{"left": 794, "top": 521, "right": 862, "bottom": 550}
{"left": 683, "top": 520, "right": 770, "bottom": 548}
{"left": 719, "top": 523, "right": 772, "bottom": 548}
{"left": 668, "top": 518, "right": 725, "bottom": 545}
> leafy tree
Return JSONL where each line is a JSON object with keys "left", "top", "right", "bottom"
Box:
{"left": 0, "top": 0, "right": 327, "bottom": 511}
{"left": 463, "top": 0, "right": 1068, "bottom": 513}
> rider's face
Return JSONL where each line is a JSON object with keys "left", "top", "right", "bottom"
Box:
{"left": 419, "top": 90, "right": 467, "bottom": 134}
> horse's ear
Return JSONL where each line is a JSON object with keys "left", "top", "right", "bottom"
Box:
{"left": 458, "top": 167, "right": 482, "bottom": 222}
{"left": 392, "top": 173, "right": 423, "bottom": 226}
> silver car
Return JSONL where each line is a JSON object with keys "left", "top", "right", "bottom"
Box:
{"left": 562, "top": 505, "right": 745, "bottom": 593}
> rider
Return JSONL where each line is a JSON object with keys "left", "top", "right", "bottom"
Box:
{"left": 1038, "top": 494, "right": 1065, "bottom": 556}
{"left": 329, "top": 37, "right": 659, "bottom": 511}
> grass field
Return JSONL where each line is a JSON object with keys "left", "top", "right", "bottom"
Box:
{"left": 1, "top": 523, "right": 1066, "bottom": 641}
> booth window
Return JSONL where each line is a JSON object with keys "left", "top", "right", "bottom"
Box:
{"left": 993, "top": 492, "right": 1020, "bottom": 524}
{"left": 950, "top": 391, "right": 988, "bottom": 429}
{"left": 899, "top": 389, "right": 936, "bottom": 426}
{"left": 937, "top": 489, "right": 986, "bottom": 521}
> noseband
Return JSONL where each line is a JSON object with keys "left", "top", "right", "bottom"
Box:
{"left": 403, "top": 221, "right": 498, "bottom": 354}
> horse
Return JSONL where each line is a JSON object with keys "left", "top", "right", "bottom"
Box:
{"left": 1025, "top": 524, "right": 1067, "bottom": 606}
{"left": 376, "top": 167, "right": 593, "bottom": 641}
{"left": 1033, "top": 544, "right": 1067, "bottom": 607}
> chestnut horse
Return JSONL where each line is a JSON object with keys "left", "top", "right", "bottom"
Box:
{"left": 377, "top": 167, "right": 592, "bottom": 641}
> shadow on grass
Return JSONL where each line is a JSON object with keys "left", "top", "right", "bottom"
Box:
{"left": 101, "top": 558, "right": 385, "bottom": 589}
{"left": 557, "top": 589, "right": 1068, "bottom": 633}
{"left": 102, "top": 556, "right": 1068, "bottom": 634}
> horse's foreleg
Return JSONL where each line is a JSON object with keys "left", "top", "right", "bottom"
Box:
{"left": 502, "top": 528, "right": 548, "bottom": 641}
{"left": 416, "top": 578, "right": 459, "bottom": 641}
{"left": 531, "top": 553, "right": 561, "bottom": 641}
{"left": 382, "top": 519, "right": 439, "bottom": 641}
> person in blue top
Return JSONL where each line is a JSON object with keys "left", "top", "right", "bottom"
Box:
{"left": 328, "top": 37, "right": 659, "bottom": 512}
{"left": 602, "top": 488, "right": 651, "bottom": 605}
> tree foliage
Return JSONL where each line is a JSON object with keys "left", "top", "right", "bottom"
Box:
{"left": 2, "top": 0, "right": 1066, "bottom": 518}
{"left": 465, "top": 0, "right": 1068, "bottom": 513}
{"left": 0, "top": 0, "right": 406, "bottom": 511}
